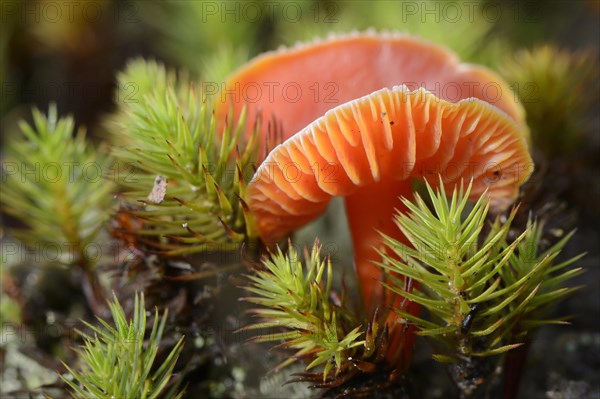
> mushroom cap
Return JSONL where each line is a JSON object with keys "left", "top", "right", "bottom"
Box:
{"left": 217, "top": 31, "right": 526, "bottom": 157}
{"left": 247, "top": 86, "right": 533, "bottom": 243}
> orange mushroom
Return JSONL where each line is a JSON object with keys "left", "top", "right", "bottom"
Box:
{"left": 246, "top": 86, "right": 533, "bottom": 367}
{"left": 217, "top": 31, "right": 526, "bottom": 161}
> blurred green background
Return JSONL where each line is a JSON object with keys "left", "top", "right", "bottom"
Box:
{"left": 1, "top": 0, "right": 598, "bottom": 134}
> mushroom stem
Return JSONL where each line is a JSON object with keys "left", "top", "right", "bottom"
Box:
{"left": 345, "top": 178, "right": 419, "bottom": 369}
